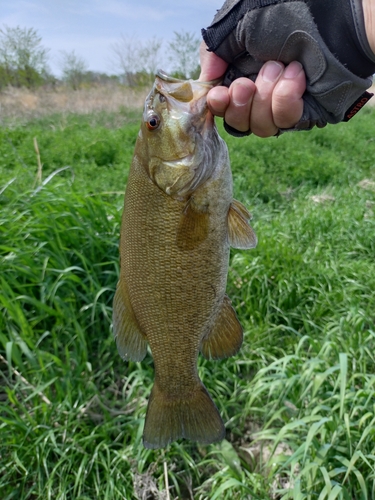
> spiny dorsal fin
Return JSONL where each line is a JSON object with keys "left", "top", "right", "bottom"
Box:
{"left": 200, "top": 295, "right": 243, "bottom": 360}
{"left": 112, "top": 283, "right": 148, "bottom": 362}
{"left": 228, "top": 199, "right": 257, "bottom": 250}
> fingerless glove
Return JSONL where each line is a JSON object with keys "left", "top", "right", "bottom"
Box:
{"left": 202, "top": 0, "right": 375, "bottom": 134}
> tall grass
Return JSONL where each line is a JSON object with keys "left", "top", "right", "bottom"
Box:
{"left": 0, "top": 105, "right": 375, "bottom": 499}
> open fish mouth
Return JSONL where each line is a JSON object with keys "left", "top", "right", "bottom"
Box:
{"left": 145, "top": 70, "right": 218, "bottom": 199}
{"left": 151, "top": 69, "right": 217, "bottom": 131}
{"left": 156, "top": 69, "right": 184, "bottom": 83}
{"left": 156, "top": 69, "right": 222, "bottom": 88}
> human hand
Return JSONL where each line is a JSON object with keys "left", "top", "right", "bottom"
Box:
{"left": 201, "top": 0, "right": 375, "bottom": 135}
{"left": 199, "top": 42, "right": 306, "bottom": 137}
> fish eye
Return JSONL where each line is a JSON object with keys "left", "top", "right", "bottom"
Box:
{"left": 146, "top": 114, "right": 160, "bottom": 131}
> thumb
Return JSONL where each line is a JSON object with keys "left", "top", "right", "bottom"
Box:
{"left": 199, "top": 41, "right": 228, "bottom": 81}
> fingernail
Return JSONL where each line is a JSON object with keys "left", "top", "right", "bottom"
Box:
{"left": 232, "top": 82, "right": 252, "bottom": 106}
{"left": 283, "top": 61, "right": 303, "bottom": 79}
{"left": 262, "top": 61, "right": 283, "bottom": 83}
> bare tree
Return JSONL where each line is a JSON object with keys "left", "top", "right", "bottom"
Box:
{"left": 167, "top": 31, "right": 201, "bottom": 79}
{"left": 60, "top": 50, "right": 88, "bottom": 90}
{"left": 111, "top": 35, "right": 163, "bottom": 86}
{"left": 0, "top": 25, "right": 49, "bottom": 87}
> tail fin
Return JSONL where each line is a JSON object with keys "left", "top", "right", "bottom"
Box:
{"left": 143, "top": 381, "right": 225, "bottom": 449}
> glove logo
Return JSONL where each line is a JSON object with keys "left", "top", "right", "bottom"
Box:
{"left": 343, "top": 91, "right": 374, "bottom": 122}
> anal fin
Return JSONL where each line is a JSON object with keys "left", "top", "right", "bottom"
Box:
{"left": 112, "top": 282, "right": 147, "bottom": 362}
{"left": 201, "top": 295, "right": 243, "bottom": 360}
{"left": 228, "top": 199, "right": 257, "bottom": 249}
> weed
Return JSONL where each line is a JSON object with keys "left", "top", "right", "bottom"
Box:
{"left": 0, "top": 103, "right": 374, "bottom": 499}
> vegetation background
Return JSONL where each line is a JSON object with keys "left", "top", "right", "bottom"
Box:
{"left": 0, "top": 22, "right": 375, "bottom": 500}
{"left": 0, "top": 26, "right": 201, "bottom": 90}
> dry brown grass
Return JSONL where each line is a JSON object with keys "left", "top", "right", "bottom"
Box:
{"left": 1, "top": 81, "right": 373, "bottom": 124}
{"left": 0, "top": 84, "right": 148, "bottom": 122}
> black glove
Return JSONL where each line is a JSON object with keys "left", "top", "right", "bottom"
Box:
{"left": 202, "top": 0, "right": 375, "bottom": 135}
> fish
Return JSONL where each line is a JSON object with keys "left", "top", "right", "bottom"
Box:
{"left": 112, "top": 70, "right": 257, "bottom": 449}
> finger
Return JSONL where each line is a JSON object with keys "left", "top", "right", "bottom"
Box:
{"left": 223, "top": 78, "right": 256, "bottom": 132}
{"left": 272, "top": 62, "right": 306, "bottom": 129}
{"left": 199, "top": 41, "right": 228, "bottom": 82}
{"left": 250, "top": 61, "right": 284, "bottom": 137}
{"left": 207, "top": 86, "right": 230, "bottom": 117}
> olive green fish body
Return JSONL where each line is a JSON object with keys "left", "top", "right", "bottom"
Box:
{"left": 113, "top": 73, "right": 257, "bottom": 448}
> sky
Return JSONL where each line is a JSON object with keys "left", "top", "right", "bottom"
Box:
{"left": 0, "top": 0, "right": 223, "bottom": 76}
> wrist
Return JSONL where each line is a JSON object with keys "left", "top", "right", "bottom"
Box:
{"left": 363, "top": 0, "right": 375, "bottom": 55}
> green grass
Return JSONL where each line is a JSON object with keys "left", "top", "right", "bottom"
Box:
{"left": 1, "top": 104, "right": 375, "bottom": 499}
{"left": 0, "top": 109, "right": 141, "bottom": 194}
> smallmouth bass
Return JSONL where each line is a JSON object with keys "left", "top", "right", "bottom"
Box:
{"left": 113, "top": 71, "right": 257, "bottom": 449}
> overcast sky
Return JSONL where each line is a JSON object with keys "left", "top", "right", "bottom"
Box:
{"left": 1, "top": 0, "right": 223, "bottom": 76}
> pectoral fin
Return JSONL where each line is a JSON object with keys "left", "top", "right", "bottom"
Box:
{"left": 201, "top": 295, "right": 243, "bottom": 360}
{"left": 177, "top": 198, "right": 209, "bottom": 251}
{"left": 228, "top": 199, "right": 257, "bottom": 250}
{"left": 112, "top": 282, "right": 147, "bottom": 362}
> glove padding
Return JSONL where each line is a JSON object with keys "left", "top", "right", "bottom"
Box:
{"left": 202, "top": 0, "right": 374, "bottom": 134}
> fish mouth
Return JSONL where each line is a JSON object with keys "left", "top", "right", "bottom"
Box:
{"left": 147, "top": 71, "right": 217, "bottom": 199}
{"left": 156, "top": 69, "right": 222, "bottom": 88}
{"left": 151, "top": 69, "right": 216, "bottom": 131}
{"left": 155, "top": 69, "right": 222, "bottom": 106}
{"left": 156, "top": 70, "right": 184, "bottom": 83}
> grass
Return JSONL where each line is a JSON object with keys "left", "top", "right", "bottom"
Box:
{"left": 0, "top": 94, "right": 375, "bottom": 499}
{"left": 0, "top": 85, "right": 148, "bottom": 124}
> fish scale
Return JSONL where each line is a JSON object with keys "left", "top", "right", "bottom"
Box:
{"left": 122, "top": 160, "right": 221, "bottom": 365}
{"left": 113, "top": 72, "right": 257, "bottom": 448}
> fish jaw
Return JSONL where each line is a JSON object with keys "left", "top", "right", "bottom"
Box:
{"left": 140, "top": 73, "right": 218, "bottom": 200}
